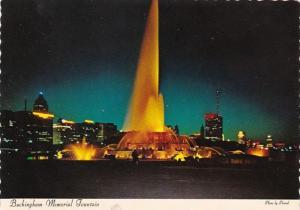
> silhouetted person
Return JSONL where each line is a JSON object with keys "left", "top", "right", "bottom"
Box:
{"left": 141, "top": 147, "right": 146, "bottom": 159}
{"left": 132, "top": 149, "right": 139, "bottom": 166}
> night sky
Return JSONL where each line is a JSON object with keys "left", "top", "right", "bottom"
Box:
{"left": 1, "top": 0, "right": 299, "bottom": 142}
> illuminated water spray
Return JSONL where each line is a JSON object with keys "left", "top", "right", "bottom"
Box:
{"left": 123, "top": 0, "right": 164, "bottom": 132}
{"left": 65, "top": 136, "right": 96, "bottom": 160}
{"left": 117, "top": 0, "right": 193, "bottom": 158}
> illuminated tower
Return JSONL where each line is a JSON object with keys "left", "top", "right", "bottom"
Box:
{"left": 216, "top": 89, "right": 222, "bottom": 114}
{"left": 237, "top": 130, "right": 246, "bottom": 144}
{"left": 31, "top": 92, "right": 54, "bottom": 150}
{"left": 204, "top": 89, "right": 224, "bottom": 141}
{"left": 33, "top": 92, "right": 49, "bottom": 113}
{"left": 266, "top": 134, "right": 273, "bottom": 148}
{"left": 204, "top": 113, "right": 223, "bottom": 141}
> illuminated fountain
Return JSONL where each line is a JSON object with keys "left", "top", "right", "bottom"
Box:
{"left": 64, "top": 136, "right": 97, "bottom": 160}
{"left": 116, "top": 0, "right": 193, "bottom": 159}
{"left": 246, "top": 147, "right": 269, "bottom": 157}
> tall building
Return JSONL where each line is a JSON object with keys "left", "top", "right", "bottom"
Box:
{"left": 53, "top": 119, "right": 76, "bottom": 145}
{"left": 17, "top": 93, "right": 54, "bottom": 151}
{"left": 76, "top": 120, "right": 98, "bottom": 144}
{"left": 266, "top": 134, "right": 273, "bottom": 148}
{"left": 237, "top": 130, "right": 247, "bottom": 144}
{"left": 204, "top": 113, "right": 223, "bottom": 141}
{"left": 96, "top": 123, "right": 119, "bottom": 145}
{"left": 0, "top": 110, "right": 54, "bottom": 154}
{"left": 53, "top": 119, "right": 119, "bottom": 146}
{"left": 0, "top": 110, "right": 16, "bottom": 148}
{"left": 200, "top": 124, "right": 204, "bottom": 140}
{"left": 33, "top": 92, "right": 49, "bottom": 113}
{"left": 0, "top": 93, "right": 54, "bottom": 159}
{"left": 14, "top": 110, "right": 53, "bottom": 151}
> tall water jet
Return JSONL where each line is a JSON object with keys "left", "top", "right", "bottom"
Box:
{"left": 123, "top": 0, "right": 164, "bottom": 132}
{"left": 116, "top": 0, "right": 195, "bottom": 159}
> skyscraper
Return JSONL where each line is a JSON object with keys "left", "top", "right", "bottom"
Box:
{"left": 33, "top": 92, "right": 49, "bottom": 113}
{"left": 237, "top": 130, "right": 247, "bottom": 144}
{"left": 1, "top": 93, "right": 54, "bottom": 159}
{"left": 53, "top": 119, "right": 119, "bottom": 146}
{"left": 200, "top": 124, "right": 204, "bottom": 139}
{"left": 22, "top": 93, "right": 54, "bottom": 151}
{"left": 14, "top": 110, "right": 53, "bottom": 151}
{"left": 0, "top": 110, "right": 16, "bottom": 148}
{"left": 53, "top": 119, "right": 75, "bottom": 145}
{"left": 204, "top": 113, "right": 223, "bottom": 141}
{"left": 266, "top": 134, "right": 273, "bottom": 148}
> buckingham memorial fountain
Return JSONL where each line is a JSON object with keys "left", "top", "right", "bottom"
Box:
{"left": 115, "top": 0, "right": 194, "bottom": 159}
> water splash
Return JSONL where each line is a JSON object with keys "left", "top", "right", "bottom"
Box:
{"left": 65, "top": 136, "right": 97, "bottom": 160}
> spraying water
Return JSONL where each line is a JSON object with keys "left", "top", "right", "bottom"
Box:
{"left": 117, "top": 0, "right": 193, "bottom": 159}
{"left": 123, "top": 0, "right": 165, "bottom": 132}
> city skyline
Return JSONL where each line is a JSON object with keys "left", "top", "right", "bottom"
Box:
{"left": 2, "top": 0, "right": 298, "bottom": 142}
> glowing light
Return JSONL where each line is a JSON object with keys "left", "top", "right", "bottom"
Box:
{"left": 246, "top": 147, "right": 269, "bottom": 157}
{"left": 64, "top": 136, "right": 96, "bottom": 160}
{"left": 62, "top": 119, "right": 75, "bottom": 124}
{"left": 84, "top": 120, "right": 94, "bottom": 124}
{"left": 174, "top": 152, "right": 186, "bottom": 162}
{"left": 53, "top": 124, "right": 71, "bottom": 129}
{"left": 123, "top": 0, "right": 164, "bottom": 132}
{"left": 32, "top": 112, "right": 54, "bottom": 119}
{"left": 57, "top": 151, "right": 63, "bottom": 159}
{"left": 205, "top": 113, "right": 218, "bottom": 120}
{"left": 116, "top": 0, "right": 196, "bottom": 160}
{"left": 193, "top": 153, "right": 203, "bottom": 159}
{"left": 237, "top": 131, "right": 245, "bottom": 139}
{"left": 38, "top": 156, "right": 48, "bottom": 160}
{"left": 230, "top": 150, "right": 245, "bottom": 155}
{"left": 117, "top": 130, "right": 192, "bottom": 151}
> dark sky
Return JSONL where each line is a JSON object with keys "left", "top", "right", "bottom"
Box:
{"left": 1, "top": 0, "right": 299, "bottom": 142}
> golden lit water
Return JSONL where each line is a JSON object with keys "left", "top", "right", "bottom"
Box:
{"left": 117, "top": 0, "right": 193, "bottom": 158}
{"left": 123, "top": 0, "right": 164, "bottom": 132}
{"left": 65, "top": 137, "right": 96, "bottom": 160}
{"left": 246, "top": 147, "right": 269, "bottom": 157}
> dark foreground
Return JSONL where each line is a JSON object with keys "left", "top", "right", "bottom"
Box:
{"left": 1, "top": 159, "right": 299, "bottom": 199}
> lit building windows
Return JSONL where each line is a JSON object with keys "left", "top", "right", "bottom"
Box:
{"left": 204, "top": 113, "right": 223, "bottom": 141}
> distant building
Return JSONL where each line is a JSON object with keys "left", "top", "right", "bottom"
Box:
{"left": 273, "top": 141, "right": 285, "bottom": 149}
{"left": 74, "top": 120, "right": 97, "bottom": 144}
{"left": 0, "top": 93, "right": 54, "bottom": 157}
{"left": 0, "top": 110, "right": 53, "bottom": 151}
{"left": 237, "top": 130, "right": 247, "bottom": 144}
{"left": 266, "top": 134, "right": 273, "bottom": 148}
{"left": 53, "top": 119, "right": 119, "bottom": 146}
{"left": 95, "top": 123, "right": 119, "bottom": 145}
{"left": 14, "top": 110, "right": 53, "bottom": 151}
{"left": 251, "top": 140, "right": 261, "bottom": 148}
{"left": 33, "top": 92, "right": 49, "bottom": 113}
{"left": 0, "top": 110, "right": 16, "bottom": 148}
{"left": 53, "top": 119, "right": 76, "bottom": 145}
{"left": 204, "top": 113, "right": 223, "bottom": 141}
{"left": 200, "top": 124, "right": 204, "bottom": 138}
